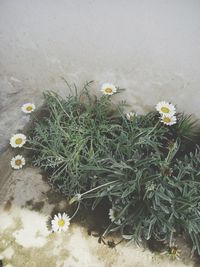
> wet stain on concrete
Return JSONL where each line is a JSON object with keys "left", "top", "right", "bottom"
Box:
{"left": 25, "top": 199, "right": 45, "bottom": 212}
{"left": 0, "top": 149, "right": 197, "bottom": 267}
{"left": 3, "top": 199, "right": 13, "bottom": 212}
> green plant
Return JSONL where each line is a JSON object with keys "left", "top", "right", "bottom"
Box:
{"left": 28, "top": 81, "right": 200, "bottom": 255}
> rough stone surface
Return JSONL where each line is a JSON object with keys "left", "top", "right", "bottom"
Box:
{"left": 1, "top": 1, "right": 200, "bottom": 266}
{"left": 0, "top": 151, "right": 197, "bottom": 267}
{"left": 0, "top": 0, "right": 200, "bottom": 152}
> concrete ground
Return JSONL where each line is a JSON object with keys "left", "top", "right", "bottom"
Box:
{"left": 0, "top": 154, "right": 197, "bottom": 267}
{"left": 1, "top": 0, "right": 200, "bottom": 266}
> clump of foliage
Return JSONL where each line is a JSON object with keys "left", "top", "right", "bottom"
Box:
{"left": 28, "top": 81, "right": 200, "bottom": 255}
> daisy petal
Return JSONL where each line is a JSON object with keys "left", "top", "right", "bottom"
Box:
{"left": 21, "top": 103, "right": 36, "bottom": 114}
{"left": 101, "top": 83, "right": 117, "bottom": 96}
{"left": 10, "top": 133, "right": 26, "bottom": 148}
{"left": 156, "top": 101, "right": 176, "bottom": 116}
{"left": 51, "top": 212, "right": 70, "bottom": 233}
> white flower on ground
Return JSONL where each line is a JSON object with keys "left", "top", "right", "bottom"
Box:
{"left": 101, "top": 83, "right": 117, "bottom": 95}
{"left": 156, "top": 101, "right": 176, "bottom": 116}
{"left": 51, "top": 213, "right": 70, "bottom": 233}
{"left": 10, "top": 155, "right": 25, "bottom": 169}
{"left": 10, "top": 133, "right": 26, "bottom": 148}
{"left": 21, "top": 103, "right": 36, "bottom": 113}
{"left": 161, "top": 115, "right": 177, "bottom": 126}
{"left": 126, "top": 112, "right": 137, "bottom": 121}
{"left": 109, "top": 208, "right": 122, "bottom": 225}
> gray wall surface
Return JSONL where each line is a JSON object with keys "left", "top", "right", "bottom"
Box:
{"left": 0, "top": 0, "right": 200, "bottom": 150}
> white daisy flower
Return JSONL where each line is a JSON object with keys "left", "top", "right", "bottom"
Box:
{"left": 51, "top": 212, "right": 70, "bottom": 233}
{"left": 10, "top": 133, "right": 26, "bottom": 148}
{"left": 161, "top": 115, "right": 177, "bottom": 126}
{"left": 101, "top": 83, "right": 117, "bottom": 95}
{"left": 126, "top": 112, "right": 137, "bottom": 121}
{"left": 109, "top": 208, "right": 122, "bottom": 225}
{"left": 21, "top": 103, "right": 36, "bottom": 113}
{"left": 156, "top": 101, "right": 176, "bottom": 116}
{"left": 10, "top": 155, "right": 25, "bottom": 169}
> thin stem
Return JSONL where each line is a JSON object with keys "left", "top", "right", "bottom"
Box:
{"left": 53, "top": 94, "right": 70, "bottom": 117}
{"left": 70, "top": 201, "right": 81, "bottom": 220}
{"left": 22, "top": 145, "right": 35, "bottom": 150}
{"left": 169, "top": 231, "right": 174, "bottom": 247}
{"left": 147, "top": 121, "right": 160, "bottom": 136}
{"left": 80, "top": 180, "right": 118, "bottom": 197}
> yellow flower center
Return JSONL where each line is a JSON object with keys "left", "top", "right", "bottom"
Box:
{"left": 58, "top": 219, "right": 65, "bottom": 227}
{"left": 114, "top": 211, "right": 118, "bottom": 218}
{"left": 170, "top": 246, "right": 179, "bottom": 256}
{"left": 161, "top": 107, "right": 170, "bottom": 113}
{"left": 163, "top": 117, "right": 171, "bottom": 123}
{"left": 105, "top": 88, "right": 113, "bottom": 94}
{"left": 15, "top": 159, "right": 22, "bottom": 166}
{"left": 26, "top": 106, "right": 33, "bottom": 111}
{"left": 15, "top": 138, "right": 23, "bottom": 145}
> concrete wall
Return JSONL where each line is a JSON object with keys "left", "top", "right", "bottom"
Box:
{"left": 0, "top": 0, "right": 200, "bottom": 150}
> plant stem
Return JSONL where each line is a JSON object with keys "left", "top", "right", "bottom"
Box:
{"left": 81, "top": 180, "right": 118, "bottom": 197}
{"left": 70, "top": 201, "right": 81, "bottom": 220}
